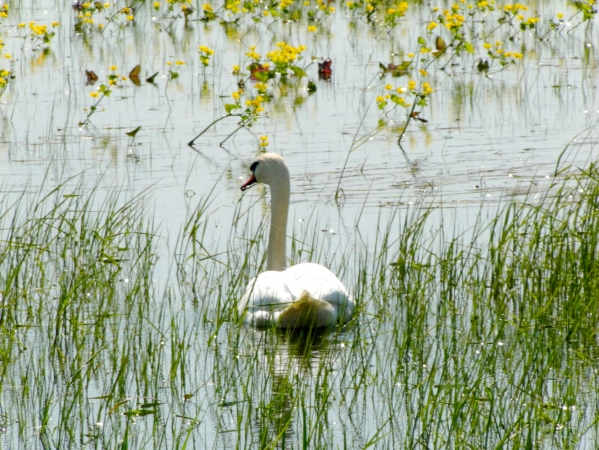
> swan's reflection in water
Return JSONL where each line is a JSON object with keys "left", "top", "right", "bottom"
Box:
{"left": 238, "top": 325, "right": 344, "bottom": 448}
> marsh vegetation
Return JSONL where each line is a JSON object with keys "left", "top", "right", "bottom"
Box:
{"left": 1, "top": 0, "right": 599, "bottom": 448}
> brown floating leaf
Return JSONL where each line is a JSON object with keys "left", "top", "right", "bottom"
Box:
{"left": 411, "top": 112, "right": 428, "bottom": 123}
{"left": 129, "top": 64, "right": 141, "bottom": 85}
{"left": 85, "top": 70, "right": 98, "bottom": 85}
{"left": 380, "top": 61, "right": 411, "bottom": 76}
{"left": 436, "top": 36, "right": 447, "bottom": 52}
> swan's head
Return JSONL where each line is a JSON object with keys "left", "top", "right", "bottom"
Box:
{"left": 240, "top": 153, "right": 289, "bottom": 191}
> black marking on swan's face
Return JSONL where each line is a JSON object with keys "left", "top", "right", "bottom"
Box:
{"left": 240, "top": 161, "right": 259, "bottom": 191}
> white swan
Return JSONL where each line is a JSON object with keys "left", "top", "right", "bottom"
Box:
{"left": 238, "top": 153, "right": 355, "bottom": 328}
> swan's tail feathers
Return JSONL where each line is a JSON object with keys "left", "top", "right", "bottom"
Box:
{"left": 277, "top": 290, "right": 336, "bottom": 328}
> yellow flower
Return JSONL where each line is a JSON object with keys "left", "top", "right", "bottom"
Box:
{"left": 384, "top": 84, "right": 393, "bottom": 90}
{"left": 17, "top": 23, "right": 25, "bottom": 28}
{"left": 198, "top": 45, "right": 214, "bottom": 55}
{"left": 408, "top": 80, "right": 416, "bottom": 90}
{"left": 153, "top": 2, "right": 161, "bottom": 8}
{"left": 51, "top": 21, "right": 60, "bottom": 27}
{"left": 110, "top": 65, "right": 118, "bottom": 71}
{"left": 407, "top": 53, "right": 415, "bottom": 58}
{"left": 232, "top": 65, "right": 240, "bottom": 73}
{"left": 4, "top": 53, "right": 10, "bottom": 59}
{"left": 126, "top": 14, "right": 134, "bottom": 20}
{"left": 419, "top": 69, "right": 428, "bottom": 76}
{"left": 175, "top": 60, "right": 185, "bottom": 65}
{"left": 308, "top": 25, "right": 317, "bottom": 32}
{"left": 557, "top": 12, "right": 563, "bottom": 19}
{"left": 259, "top": 135, "right": 269, "bottom": 147}
{"left": 90, "top": 91, "right": 99, "bottom": 98}
{"left": 422, "top": 82, "right": 433, "bottom": 94}
{"left": 232, "top": 90, "right": 241, "bottom": 100}
{"left": 263, "top": 10, "right": 269, "bottom": 16}
{"left": 427, "top": 21, "right": 438, "bottom": 31}
{"left": 166, "top": 61, "right": 172, "bottom": 66}
{"left": 483, "top": 42, "right": 492, "bottom": 49}
{"left": 396, "top": 86, "right": 406, "bottom": 93}
{"left": 376, "top": 95, "right": 384, "bottom": 103}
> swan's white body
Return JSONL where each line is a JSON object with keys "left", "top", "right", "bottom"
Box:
{"left": 238, "top": 153, "right": 355, "bottom": 328}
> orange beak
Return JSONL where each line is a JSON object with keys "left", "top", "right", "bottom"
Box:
{"left": 240, "top": 174, "right": 257, "bottom": 191}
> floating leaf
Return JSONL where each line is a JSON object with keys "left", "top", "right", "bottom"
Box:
{"left": 476, "top": 59, "right": 490, "bottom": 73}
{"left": 289, "top": 65, "right": 306, "bottom": 78}
{"left": 85, "top": 70, "right": 98, "bottom": 85}
{"left": 146, "top": 72, "right": 159, "bottom": 84}
{"left": 129, "top": 64, "right": 141, "bottom": 86}
{"left": 252, "top": 70, "right": 270, "bottom": 82}
{"left": 436, "top": 36, "right": 447, "bottom": 52}
{"left": 126, "top": 126, "right": 141, "bottom": 137}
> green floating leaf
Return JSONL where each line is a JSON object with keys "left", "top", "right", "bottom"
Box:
{"left": 224, "top": 103, "right": 241, "bottom": 114}
{"left": 289, "top": 65, "right": 306, "bottom": 78}
{"left": 126, "top": 126, "right": 141, "bottom": 137}
{"left": 252, "top": 70, "right": 270, "bottom": 82}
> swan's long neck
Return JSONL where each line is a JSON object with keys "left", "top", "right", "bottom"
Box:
{"left": 267, "top": 172, "right": 290, "bottom": 271}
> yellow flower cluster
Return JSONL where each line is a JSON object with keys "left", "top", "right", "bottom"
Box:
{"left": 504, "top": 51, "right": 523, "bottom": 59}
{"left": 0, "top": 4, "right": 8, "bottom": 19}
{"left": 29, "top": 22, "right": 47, "bottom": 35}
{"left": 225, "top": 0, "right": 245, "bottom": 14}
{"left": 198, "top": 45, "right": 214, "bottom": 55}
{"left": 0, "top": 69, "right": 10, "bottom": 88}
{"left": 254, "top": 82, "right": 268, "bottom": 94}
{"left": 279, "top": 0, "right": 293, "bottom": 9}
{"left": 266, "top": 42, "right": 306, "bottom": 66}
{"left": 246, "top": 46, "right": 261, "bottom": 61}
{"left": 387, "top": 2, "right": 408, "bottom": 15}
{"left": 522, "top": 17, "right": 539, "bottom": 26}
{"left": 259, "top": 135, "right": 269, "bottom": 147}
{"left": 503, "top": 3, "right": 528, "bottom": 12}
{"left": 316, "top": 0, "right": 334, "bottom": 13}
{"left": 245, "top": 95, "right": 265, "bottom": 113}
{"left": 198, "top": 45, "right": 214, "bottom": 66}
{"left": 442, "top": 10, "right": 465, "bottom": 30}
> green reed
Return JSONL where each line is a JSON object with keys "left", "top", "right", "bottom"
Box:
{"left": 1, "top": 156, "right": 599, "bottom": 448}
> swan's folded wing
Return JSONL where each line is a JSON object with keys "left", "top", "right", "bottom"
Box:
{"left": 239, "top": 271, "right": 295, "bottom": 324}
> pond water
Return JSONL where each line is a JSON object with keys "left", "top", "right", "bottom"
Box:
{"left": 2, "top": 0, "right": 599, "bottom": 448}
